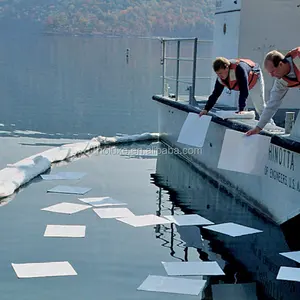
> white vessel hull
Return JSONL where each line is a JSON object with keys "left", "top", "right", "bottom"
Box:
{"left": 155, "top": 98, "right": 300, "bottom": 225}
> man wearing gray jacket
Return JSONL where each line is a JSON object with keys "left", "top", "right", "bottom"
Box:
{"left": 246, "top": 48, "right": 300, "bottom": 136}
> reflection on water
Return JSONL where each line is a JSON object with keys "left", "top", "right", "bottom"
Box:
{"left": 0, "top": 35, "right": 161, "bottom": 138}
{"left": 0, "top": 34, "right": 213, "bottom": 140}
{"left": 151, "top": 143, "right": 300, "bottom": 300}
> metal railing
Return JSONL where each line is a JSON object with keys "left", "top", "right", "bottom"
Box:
{"left": 160, "top": 37, "right": 213, "bottom": 105}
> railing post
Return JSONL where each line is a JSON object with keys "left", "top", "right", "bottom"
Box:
{"left": 161, "top": 39, "right": 167, "bottom": 96}
{"left": 285, "top": 112, "right": 295, "bottom": 134}
{"left": 192, "top": 38, "right": 198, "bottom": 100}
{"left": 188, "top": 86, "right": 195, "bottom": 106}
{"left": 175, "top": 40, "right": 181, "bottom": 101}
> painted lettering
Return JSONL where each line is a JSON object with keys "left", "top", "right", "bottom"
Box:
{"left": 264, "top": 166, "right": 268, "bottom": 175}
{"left": 269, "top": 168, "right": 288, "bottom": 186}
{"left": 268, "top": 145, "right": 295, "bottom": 171}
{"left": 288, "top": 177, "right": 295, "bottom": 189}
{"left": 266, "top": 168, "right": 300, "bottom": 193}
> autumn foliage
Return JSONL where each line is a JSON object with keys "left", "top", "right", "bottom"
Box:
{"left": 0, "top": 0, "right": 215, "bottom": 36}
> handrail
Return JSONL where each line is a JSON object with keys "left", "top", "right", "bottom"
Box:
{"left": 160, "top": 37, "right": 213, "bottom": 104}
{"left": 165, "top": 57, "right": 212, "bottom": 61}
{"left": 159, "top": 37, "right": 198, "bottom": 42}
{"left": 159, "top": 37, "right": 212, "bottom": 43}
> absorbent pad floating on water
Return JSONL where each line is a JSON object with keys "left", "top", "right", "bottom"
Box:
{"left": 203, "top": 222, "right": 263, "bottom": 237}
{"left": 93, "top": 207, "right": 134, "bottom": 219}
{"left": 279, "top": 251, "right": 300, "bottom": 263}
{"left": 164, "top": 214, "right": 214, "bottom": 226}
{"left": 47, "top": 185, "right": 91, "bottom": 195}
{"left": 41, "top": 202, "right": 91, "bottom": 214}
{"left": 276, "top": 267, "right": 300, "bottom": 282}
{"left": 44, "top": 225, "right": 86, "bottom": 238}
{"left": 116, "top": 214, "right": 171, "bottom": 227}
{"left": 78, "top": 196, "right": 127, "bottom": 207}
{"left": 137, "top": 275, "right": 206, "bottom": 296}
{"left": 162, "top": 261, "right": 225, "bottom": 276}
{"left": 11, "top": 261, "right": 77, "bottom": 279}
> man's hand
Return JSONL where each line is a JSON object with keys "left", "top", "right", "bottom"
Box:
{"left": 199, "top": 110, "right": 208, "bottom": 117}
{"left": 245, "top": 126, "right": 262, "bottom": 136}
{"left": 235, "top": 111, "right": 246, "bottom": 115}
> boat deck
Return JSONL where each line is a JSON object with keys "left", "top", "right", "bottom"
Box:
{"left": 153, "top": 95, "right": 300, "bottom": 153}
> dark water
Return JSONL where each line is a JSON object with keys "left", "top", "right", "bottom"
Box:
{"left": 152, "top": 143, "right": 300, "bottom": 300}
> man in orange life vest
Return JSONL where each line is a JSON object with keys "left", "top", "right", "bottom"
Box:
{"left": 199, "top": 57, "right": 271, "bottom": 120}
{"left": 246, "top": 47, "right": 300, "bottom": 136}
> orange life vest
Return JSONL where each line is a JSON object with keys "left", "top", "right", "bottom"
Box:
{"left": 281, "top": 47, "right": 300, "bottom": 88}
{"left": 219, "top": 58, "right": 259, "bottom": 91}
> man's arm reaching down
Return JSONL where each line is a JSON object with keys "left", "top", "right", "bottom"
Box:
{"left": 246, "top": 79, "right": 289, "bottom": 136}
{"left": 235, "top": 63, "right": 250, "bottom": 111}
{"left": 204, "top": 79, "right": 225, "bottom": 112}
{"left": 256, "top": 79, "right": 289, "bottom": 129}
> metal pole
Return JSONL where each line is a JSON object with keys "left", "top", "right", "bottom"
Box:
{"left": 192, "top": 38, "right": 198, "bottom": 100}
{"left": 175, "top": 40, "right": 181, "bottom": 101}
{"left": 161, "top": 40, "right": 167, "bottom": 96}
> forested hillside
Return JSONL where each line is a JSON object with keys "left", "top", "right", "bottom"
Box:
{"left": 0, "top": 0, "right": 215, "bottom": 36}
